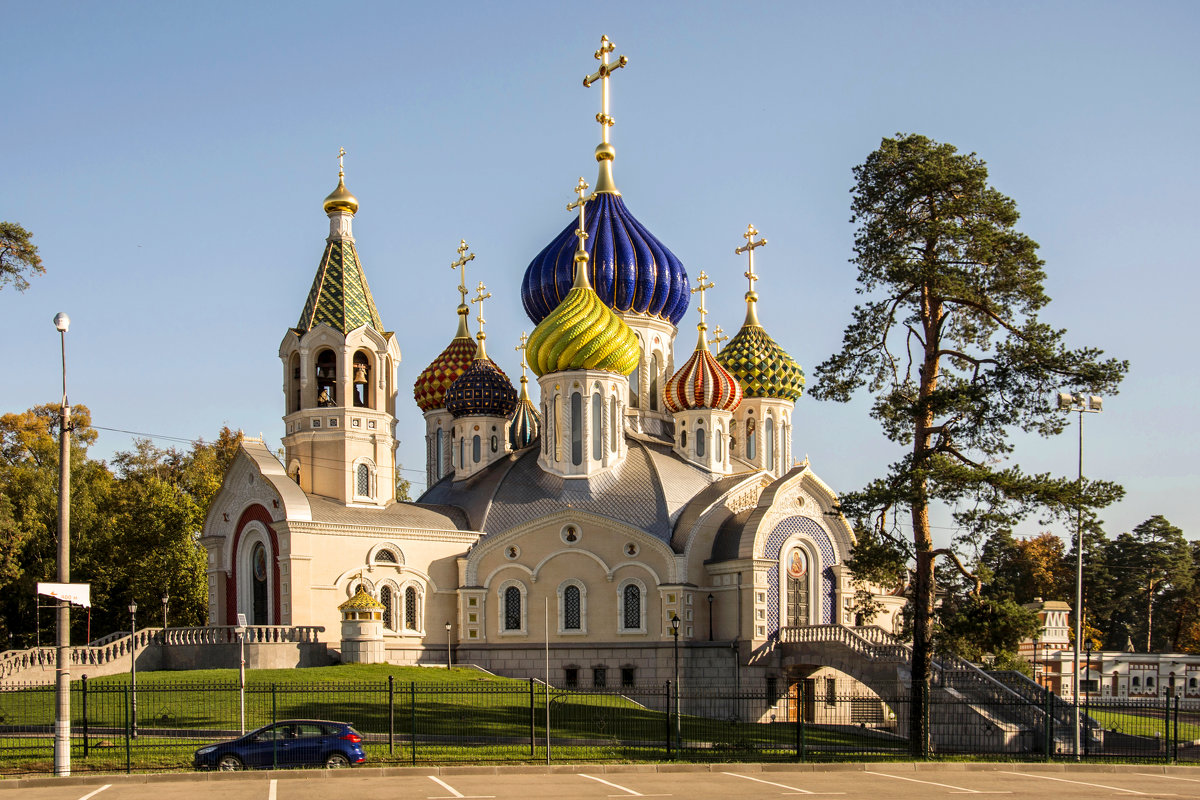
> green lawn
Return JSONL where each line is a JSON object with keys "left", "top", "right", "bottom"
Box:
{"left": 1089, "top": 708, "right": 1200, "bottom": 741}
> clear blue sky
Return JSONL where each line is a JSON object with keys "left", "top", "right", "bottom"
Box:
{"left": 3, "top": 1, "right": 1197, "bottom": 551}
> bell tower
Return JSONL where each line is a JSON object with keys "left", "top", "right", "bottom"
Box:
{"left": 280, "top": 150, "right": 401, "bottom": 506}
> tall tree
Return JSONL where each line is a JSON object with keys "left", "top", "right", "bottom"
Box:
{"left": 812, "top": 134, "right": 1127, "bottom": 754}
{"left": 0, "top": 222, "right": 45, "bottom": 292}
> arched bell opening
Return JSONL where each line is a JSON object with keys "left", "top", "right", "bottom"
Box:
{"left": 352, "top": 350, "right": 372, "bottom": 408}
{"left": 288, "top": 352, "right": 302, "bottom": 413}
{"left": 316, "top": 349, "right": 338, "bottom": 407}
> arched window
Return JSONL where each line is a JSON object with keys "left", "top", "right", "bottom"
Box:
{"left": 765, "top": 416, "right": 775, "bottom": 470}
{"left": 404, "top": 586, "right": 418, "bottom": 630}
{"left": 380, "top": 585, "right": 394, "bottom": 631}
{"left": 435, "top": 428, "right": 445, "bottom": 477}
{"left": 619, "top": 581, "right": 644, "bottom": 632}
{"left": 630, "top": 354, "right": 641, "bottom": 408}
{"left": 680, "top": 429, "right": 687, "bottom": 449}
{"left": 649, "top": 354, "right": 661, "bottom": 411}
{"left": 610, "top": 396, "right": 618, "bottom": 450}
{"left": 716, "top": 425, "right": 724, "bottom": 460}
{"left": 563, "top": 585, "right": 581, "bottom": 630}
{"left": 472, "top": 435, "right": 481, "bottom": 463}
{"left": 696, "top": 427, "right": 706, "bottom": 457}
{"left": 375, "top": 549, "right": 397, "bottom": 564}
{"left": 250, "top": 541, "right": 269, "bottom": 626}
{"left": 504, "top": 586, "right": 522, "bottom": 632}
{"left": 459, "top": 436, "right": 466, "bottom": 468}
{"left": 356, "top": 463, "right": 371, "bottom": 497}
{"left": 747, "top": 418, "right": 757, "bottom": 460}
{"left": 551, "top": 397, "right": 560, "bottom": 461}
{"left": 1132, "top": 676, "right": 1141, "bottom": 687}
{"left": 542, "top": 405, "right": 549, "bottom": 453}
{"left": 570, "top": 391, "right": 583, "bottom": 466}
{"left": 315, "top": 350, "right": 337, "bottom": 406}
{"left": 592, "top": 387, "right": 602, "bottom": 461}
{"left": 289, "top": 353, "right": 301, "bottom": 413}
{"left": 352, "top": 351, "right": 371, "bottom": 408}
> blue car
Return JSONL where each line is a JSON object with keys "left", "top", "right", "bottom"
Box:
{"left": 194, "top": 719, "right": 367, "bottom": 770}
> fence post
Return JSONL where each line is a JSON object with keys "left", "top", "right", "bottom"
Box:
{"left": 1172, "top": 694, "right": 1179, "bottom": 763}
{"left": 410, "top": 682, "right": 416, "bottom": 766}
{"left": 1043, "top": 687, "right": 1052, "bottom": 761}
{"left": 665, "top": 681, "right": 673, "bottom": 761}
{"left": 271, "top": 683, "right": 277, "bottom": 769}
{"left": 124, "top": 684, "right": 131, "bottom": 774}
{"left": 388, "top": 675, "right": 395, "bottom": 756}
{"left": 529, "top": 678, "right": 535, "bottom": 758}
{"left": 81, "top": 674, "right": 89, "bottom": 760}
{"left": 797, "top": 683, "right": 807, "bottom": 762}
{"left": 1162, "top": 691, "right": 1169, "bottom": 762}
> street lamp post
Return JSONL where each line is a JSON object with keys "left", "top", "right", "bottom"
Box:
{"left": 1057, "top": 390, "right": 1103, "bottom": 759}
{"left": 670, "top": 614, "right": 680, "bottom": 749}
{"left": 129, "top": 600, "right": 138, "bottom": 739}
{"left": 53, "top": 311, "right": 71, "bottom": 777}
{"left": 445, "top": 621, "right": 452, "bottom": 671}
{"left": 707, "top": 594, "right": 714, "bottom": 642}
{"left": 1032, "top": 636, "right": 1040, "bottom": 687}
{"left": 161, "top": 592, "right": 169, "bottom": 631}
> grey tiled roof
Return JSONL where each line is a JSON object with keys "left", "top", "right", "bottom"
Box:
{"left": 306, "top": 493, "right": 469, "bottom": 530}
{"left": 710, "top": 509, "right": 754, "bottom": 562}
{"left": 418, "top": 438, "right": 716, "bottom": 544}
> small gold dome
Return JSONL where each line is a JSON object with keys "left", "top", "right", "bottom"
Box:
{"left": 323, "top": 175, "right": 359, "bottom": 215}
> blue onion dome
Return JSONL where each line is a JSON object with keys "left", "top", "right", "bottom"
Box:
{"left": 444, "top": 343, "right": 518, "bottom": 419}
{"left": 508, "top": 377, "right": 541, "bottom": 450}
{"left": 521, "top": 192, "right": 690, "bottom": 326}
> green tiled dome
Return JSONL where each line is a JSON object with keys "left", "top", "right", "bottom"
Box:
{"left": 715, "top": 324, "right": 804, "bottom": 401}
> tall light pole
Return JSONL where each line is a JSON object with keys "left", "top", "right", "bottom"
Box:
{"left": 129, "top": 600, "right": 138, "bottom": 739}
{"left": 707, "top": 594, "right": 714, "bottom": 642}
{"left": 1057, "top": 390, "right": 1103, "bottom": 759}
{"left": 53, "top": 311, "right": 71, "bottom": 777}
{"left": 161, "top": 592, "right": 169, "bottom": 631}
{"left": 670, "top": 613, "right": 680, "bottom": 749}
{"left": 445, "top": 621, "right": 452, "bottom": 670}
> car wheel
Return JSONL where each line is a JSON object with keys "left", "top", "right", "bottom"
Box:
{"left": 324, "top": 752, "right": 351, "bottom": 768}
{"left": 217, "top": 754, "right": 244, "bottom": 771}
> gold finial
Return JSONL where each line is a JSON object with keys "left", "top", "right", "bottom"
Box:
{"left": 472, "top": 280, "right": 492, "bottom": 358}
{"left": 583, "top": 35, "right": 627, "bottom": 194}
{"left": 567, "top": 178, "right": 593, "bottom": 290}
{"left": 709, "top": 325, "right": 729, "bottom": 351}
{"left": 734, "top": 224, "right": 767, "bottom": 326}
{"left": 323, "top": 147, "right": 359, "bottom": 215}
{"left": 690, "top": 271, "right": 716, "bottom": 350}
{"left": 450, "top": 239, "right": 476, "bottom": 338}
{"left": 515, "top": 331, "right": 530, "bottom": 384}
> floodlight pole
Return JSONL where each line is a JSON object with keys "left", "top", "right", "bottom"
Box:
{"left": 1058, "top": 391, "right": 1103, "bottom": 760}
{"left": 129, "top": 601, "right": 138, "bottom": 739}
{"left": 53, "top": 312, "right": 72, "bottom": 777}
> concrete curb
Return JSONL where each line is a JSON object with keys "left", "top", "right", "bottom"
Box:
{"left": 2, "top": 760, "right": 1197, "bottom": 789}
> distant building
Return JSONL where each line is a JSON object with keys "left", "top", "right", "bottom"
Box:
{"left": 1019, "top": 598, "right": 1200, "bottom": 700}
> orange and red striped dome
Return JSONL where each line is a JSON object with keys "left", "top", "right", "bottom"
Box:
{"left": 663, "top": 342, "right": 742, "bottom": 413}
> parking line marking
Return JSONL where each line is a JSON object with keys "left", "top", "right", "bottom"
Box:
{"left": 866, "top": 771, "right": 1009, "bottom": 794}
{"left": 268, "top": 779, "right": 277, "bottom": 800}
{"left": 78, "top": 787, "right": 111, "bottom": 800}
{"left": 722, "top": 771, "right": 826, "bottom": 794}
{"left": 1137, "top": 773, "right": 1200, "bottom": 783}
{"left": 580, "top": 774, "right": 671, "bottom": 797}
{"left": 999, "top": 771, "right": 1163, "bottom": 795}
{"left": 426, "top": 776, "right": 495, "bottom": 800}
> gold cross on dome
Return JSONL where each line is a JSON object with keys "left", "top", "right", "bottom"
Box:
{"left": 515, "top": 331, "right": 530, "bottom": 379}
{"left": 472, "top": 281, "right": 492, "bottom": 337}
{"left": 337, "top": 147, "right": 346, "bottom": 177}
{"left": 567, "top": 177, "right": 590, "bottom": 248}
{"left": 583, "top": 35, "right": 628, "bottom": 145}
{"left": 709, "top": 325, "right": 729, "bottom": 350}
{"left": 690, "top": 271, "right": 715, "bottom": 329}
{"left": 735, "top": 224, "right": 767, "bottom": 293}
{"left": 451, "top": 239, "right": 476, "bottom": 307}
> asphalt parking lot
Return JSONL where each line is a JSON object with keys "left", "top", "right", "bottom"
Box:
{"left": 4, "top": 764, "right": 1198, "bottom": 800}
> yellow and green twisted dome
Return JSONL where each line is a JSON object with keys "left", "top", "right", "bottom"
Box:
{"left": 715, "top": 323, "right": 805, "bottom": 401}
{"left": 525, "top": 272, "right": 640, "bottom": 378}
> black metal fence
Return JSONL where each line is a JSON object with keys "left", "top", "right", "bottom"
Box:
{"left": 0, "top": 677, "right": 1195, "bottom": 775}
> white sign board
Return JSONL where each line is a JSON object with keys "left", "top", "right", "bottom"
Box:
{"left": 36, "top": 582, "right": 91, "bottom": 608}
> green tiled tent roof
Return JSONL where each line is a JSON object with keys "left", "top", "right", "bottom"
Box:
{"left": 296, "top": 240, "right": 384, "bottom": 334}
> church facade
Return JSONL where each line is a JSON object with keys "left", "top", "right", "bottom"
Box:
{"left": 200, "top": 37, "right": 903, "bottom": 690}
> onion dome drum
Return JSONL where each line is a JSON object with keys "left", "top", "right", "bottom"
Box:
{"left": 444, "top": 358, "right": 518, "bottom": 419}
{"left": 521, "top": 193, "right": 690, "bottom": 326}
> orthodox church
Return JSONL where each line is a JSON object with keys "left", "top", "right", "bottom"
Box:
{"left": 200, "top": 37, "right": 902, "bottom": 688}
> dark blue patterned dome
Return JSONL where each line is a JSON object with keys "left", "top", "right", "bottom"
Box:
{"left": 445, "top": 356, "right": 518, "bottom": 419}
{"left": 521, "top": 193, "right": 689, "bottom": 326}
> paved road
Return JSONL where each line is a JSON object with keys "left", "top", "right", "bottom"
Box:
{"left": 5, "top": 765, "right": 1198, "bottom": 800}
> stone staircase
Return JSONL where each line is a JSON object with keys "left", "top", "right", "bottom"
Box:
{"left": 774, "top": 624, "right": 1069, "bottom": 754}
{"left": 0, "top": 625, "right": 328, "bottom": 685}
